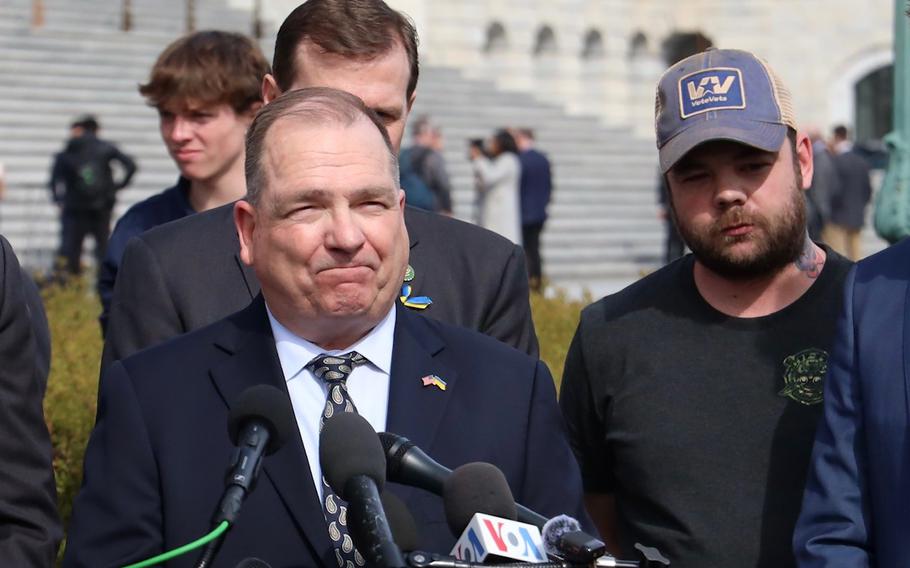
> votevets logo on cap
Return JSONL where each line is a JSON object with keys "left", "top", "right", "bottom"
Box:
{"left": 654, "top": 48, "right": 797, "bottom": 173}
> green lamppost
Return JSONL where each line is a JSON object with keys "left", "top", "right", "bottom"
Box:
{"left": 874, "top": 0, "right": 910, "bottom": 243}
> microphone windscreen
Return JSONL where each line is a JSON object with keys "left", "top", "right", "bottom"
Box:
{"left": 380, "top": 491, "right": 419, "bottom": 551}
{"left": 227, "top": 385, "right": 296, "bottom": 455}
{"left": 320, "top": 412, "right": 386, "bottom": 497}
{"left": 541, "top": 514, "right": 582, "bottom": 557}
{"left": 443, "top": 462, "right": 517, "bottom": 536}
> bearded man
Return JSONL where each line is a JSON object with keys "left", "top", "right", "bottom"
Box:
{"left": 558, "top": 48, "right": 852, "bottom": 568}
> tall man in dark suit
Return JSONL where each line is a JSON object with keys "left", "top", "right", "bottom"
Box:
{"left": 0, "top": 235, "right": 61, "bottom": 565}
{"left": 64, "top": 88, "right": 585, "bottom": 568}
{"left": 102, "top": 0, "right": 537, "bottom": 369}
{"left": 793, "top": 242, "right": 910, "bottom": 565}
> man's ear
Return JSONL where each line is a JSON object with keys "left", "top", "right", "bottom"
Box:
{"left": 406, "top": 91, "right": 416, "bottom": 113}
{"left": 795, "top": 131, "right": 814, "bottom": 191}
{"left": 262, "top": 74, "right": 281, "bottom": 104}
{"left": 235, "top": 200, "right": 257, "bottom": 266}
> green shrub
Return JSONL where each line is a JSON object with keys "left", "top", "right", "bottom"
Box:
{"left": 42, "top": 278, "right": 101, "bottom": 560}
{"left": 531, "top": 289, "right": 590, "bottom": 390}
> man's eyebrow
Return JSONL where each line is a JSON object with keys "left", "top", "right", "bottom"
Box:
{"left": 734, "top": 146, "right": 776, "bottom": 160}
{"left": 350, "top": 186, "right": 396, "bottom": 201}
{"left": 671, "top": 158, "right": 704, "bottom": 174}
{"left": 371, "top": 105, "right": 401, "bottom": 119}
{"left": 268, "top": 188, "right": 332, "bottom": 216}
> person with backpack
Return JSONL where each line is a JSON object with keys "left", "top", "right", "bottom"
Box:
{"left": 399, "top": 116, "right": 452, "bottom": 214}
{"left": 49, "top": 115, "right": 137, "bottom": 278}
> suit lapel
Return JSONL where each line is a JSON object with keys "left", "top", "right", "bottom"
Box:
{"left": 386, "top": 306, "right": 457, "bottom": 455}
{"left": 209, "top": 297, "right": 332, "bottom": 561}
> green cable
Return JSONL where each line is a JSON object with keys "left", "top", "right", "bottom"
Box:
{"left": 122, "top": 521, "right": 230, "bottom": 568}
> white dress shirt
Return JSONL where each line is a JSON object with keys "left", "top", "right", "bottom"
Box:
{"left": 267, "top": 305, "right": 395, "bottom": 499}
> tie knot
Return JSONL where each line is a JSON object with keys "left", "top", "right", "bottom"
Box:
{"left": 308, "top": 351, "right": 367, "bottom": 383}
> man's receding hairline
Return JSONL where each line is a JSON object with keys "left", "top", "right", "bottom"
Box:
{"left": 261, "top": 111, "right": 397, "bottom": 174}
{"left": 290, "top": 36, "right": 410, "bottom": 87}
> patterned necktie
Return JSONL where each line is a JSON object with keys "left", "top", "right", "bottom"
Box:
{"left": 308, "top": 351, "right": 368, "bottom": 568}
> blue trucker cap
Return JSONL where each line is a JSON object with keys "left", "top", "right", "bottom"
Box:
{"left": 655, "top": 48, "right": 796, "bottom": 173}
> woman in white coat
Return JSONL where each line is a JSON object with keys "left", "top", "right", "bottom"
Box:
{"left": 470, "top": 129, "right": 522, "bottom": 245}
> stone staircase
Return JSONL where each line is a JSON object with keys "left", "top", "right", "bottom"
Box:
{"left": 0, "top": 0, "right": 666, "bottom": 296}
{"left": 0, "top": 0, "right": 271, "bottom": 267}
{"left": 407, "top": 72, "right": 662, "bottom": 295}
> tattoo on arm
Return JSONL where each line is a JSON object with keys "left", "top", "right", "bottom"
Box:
{"left": 795, "top": 236, "right": 823, "bottom": 279}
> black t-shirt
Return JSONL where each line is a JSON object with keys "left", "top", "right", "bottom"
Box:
{"left": 560, "top": 248, "right": 852, "bottom": 568}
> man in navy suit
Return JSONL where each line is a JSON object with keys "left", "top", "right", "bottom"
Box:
{"left": 64, "top": 88, "right": 585, "bottom": 567}
{"left": 793, "top": 238, "right": 910, "bottom": 566}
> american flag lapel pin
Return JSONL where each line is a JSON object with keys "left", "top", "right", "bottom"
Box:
{"left": 420, "top": 374, "right": 447, "bottom": 391}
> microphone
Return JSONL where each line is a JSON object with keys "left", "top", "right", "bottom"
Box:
{"left": 381, "top": 491, "right": 420, "bottom": 552}
{"left": 320, "top": 413, "right": 405, "bottom": 568}
{"left": 379, "top": 433, "right": 612, "bottom": 563}
{"left": 216, "top": 385, "right": 296, "bottom": 524}
{"left": 443, "top": 462, "right": 517, "bottom": 536}
{"left": 196, "top": 385, "right": 296, "bottom": 568}
{"left": 542, "top": 515, "right": 606, "bottom": 563}
{"left": 379, "top": 432, "right": 546, "bottom": 526}
{"left": 444, "top": 462, "right": 547, "bottom": 564}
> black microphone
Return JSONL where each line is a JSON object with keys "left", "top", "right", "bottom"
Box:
{"left": 379, "top": 433, "right": 618, "bottom": 564}
{"left": 216, "top": 385, "right": 296, "bottom": 525}
{"left": 195, "top": 385, "right": 296, "bottom": 568}
{"left": 443, "top": 462, "right": 518, "bottom": 536}
{"left": 321, "top": 413, "right": 405, "bottom": 568}
{"left": 379, "top": 432, "right": 547, "bottom": 527}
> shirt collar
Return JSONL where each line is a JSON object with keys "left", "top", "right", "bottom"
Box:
{"left": 266, "top": 304, "right": 396, "bottom": 382}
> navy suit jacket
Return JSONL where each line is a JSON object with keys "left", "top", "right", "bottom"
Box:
{"left": 794, "top": 238, "right": 910, "bottom": 567}
{"left": 65, "top": 298, "right": 585, "bottom": 567}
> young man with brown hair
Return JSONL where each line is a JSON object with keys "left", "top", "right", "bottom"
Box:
{"left": 98, "top": 30, "right": 270, "bottom": 331}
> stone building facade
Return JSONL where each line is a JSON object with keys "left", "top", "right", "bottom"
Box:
{"left": 243, "top": 0, "right": 895, "bottom": 144}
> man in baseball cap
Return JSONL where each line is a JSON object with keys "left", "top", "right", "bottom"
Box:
{"left": 559, "top": 48, "right": 853, "bottom": 567}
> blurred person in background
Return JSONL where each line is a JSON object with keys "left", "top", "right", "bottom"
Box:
{"left": 470, "top": 128, "right": 521, "bottom": 244}
{"left": 48, "top": 115, "right": 136, "bottom": 279}
{"left": 514, "top": 128, "right": 552, "bottom": 292}
{"left": 803, "top": 126, "right": 838, "bottom": 241}
{"left": 399, "top": 115, "right": 452, "bottom": 214}
{"left": 823, "top": 125, "right": 872, "bottom": 260}
{"left": 97, "top": 31, "right": 269, "bottom": 333}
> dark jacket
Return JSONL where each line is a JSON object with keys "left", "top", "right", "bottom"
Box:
{"left": 518, "top": 148, "right": 553, "bottom": 225}
{"left": 831, "top": 150, "right": 872, "bottom": 230}
{"left": 0, "top": 235, "right": 61, "bottom": 565}
{"left": 49, "top": 133, "right": 137, "bottom": 210}
{"left": 98, "top": 177, "right": 195, "bottom": 331}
